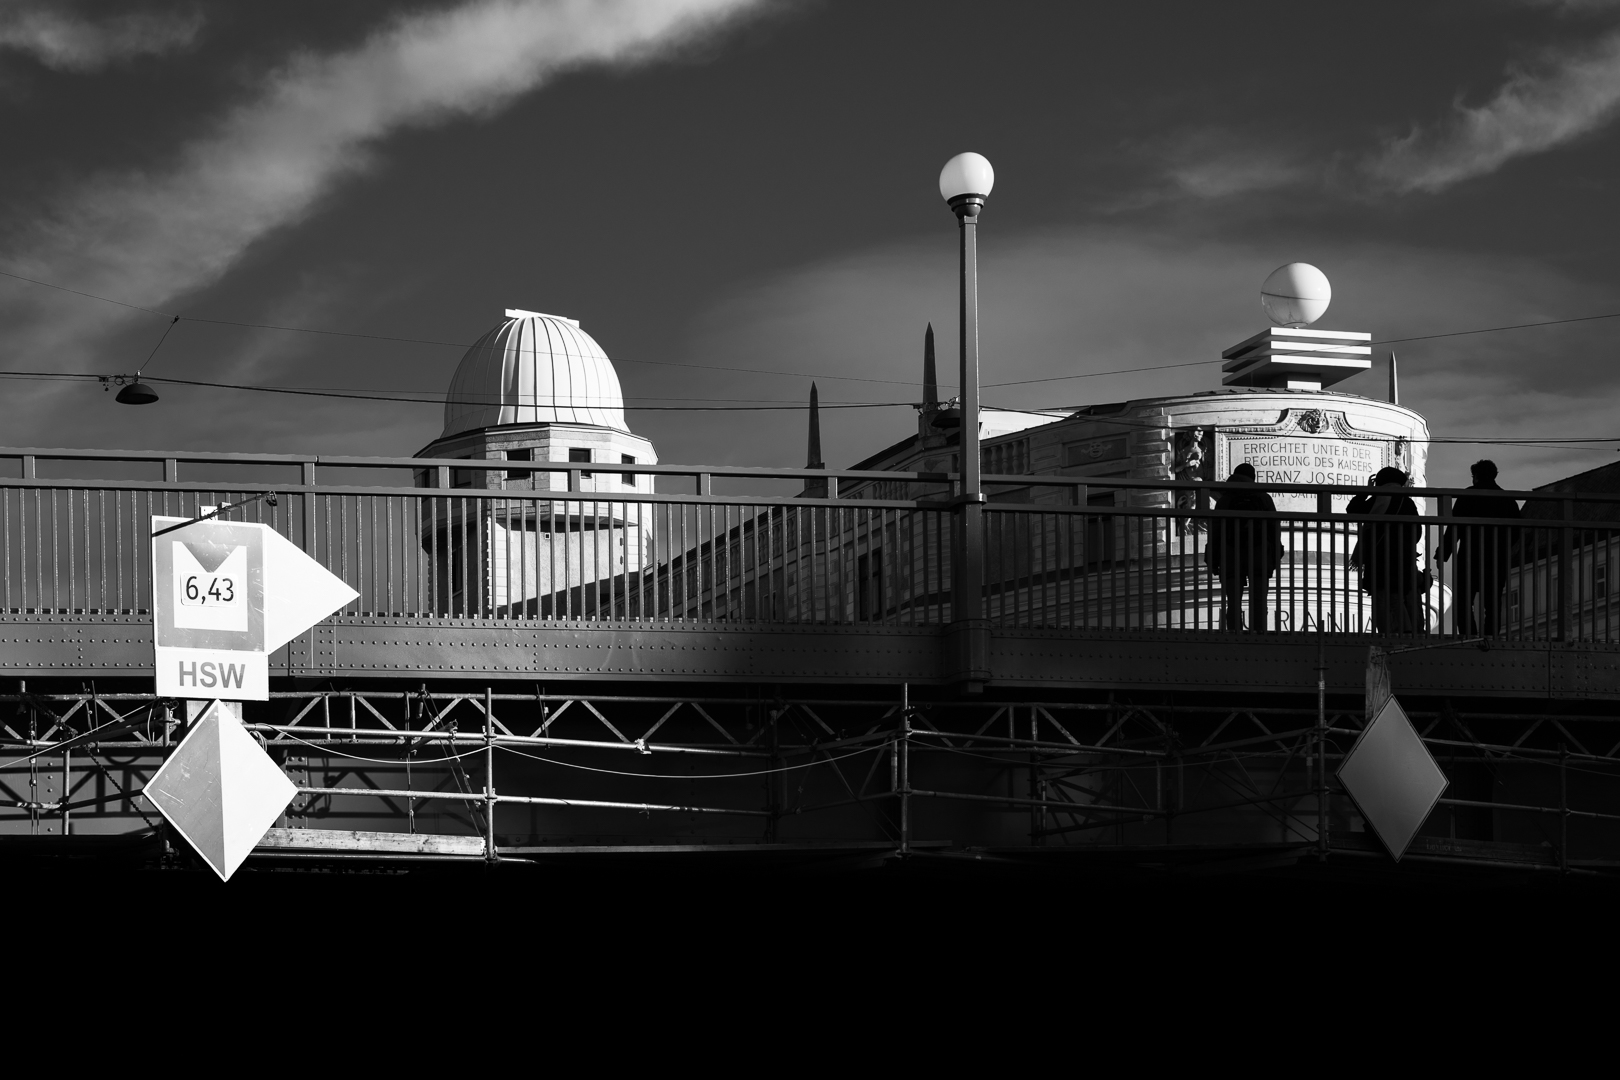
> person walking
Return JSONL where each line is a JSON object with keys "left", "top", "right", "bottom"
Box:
{"left": 1437, "top": 459, "right": 1521, "bottom": 635}
{"left": 1205, "top": 462, "right": 1283, "bottom": 631}
{"left": 1350, "top": 466, "right": 1423, "bottom": 633}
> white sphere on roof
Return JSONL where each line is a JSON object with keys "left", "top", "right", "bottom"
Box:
{"left": 1261, "top": 262, "right": 1331, "bottom": 327}
{"left": 441, "top": 309, "right": 627, "bottom": 438}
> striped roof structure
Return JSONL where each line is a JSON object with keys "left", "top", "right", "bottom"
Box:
{"left": 441, "top": 309, "right": 628, "bottom": 438}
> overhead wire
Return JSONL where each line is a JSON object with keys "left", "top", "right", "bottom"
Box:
{"left": 0, "top": 267, "right": 927, "bottom": 390}
{"left": 0, "top": 369, "right": 912, "bottom": 410}
{"left": 495, "top": 740, "right": 883, "bottom": 778}
{"left": 11, "top": 264, "right": 1620, "bottom": 430}
{"left": 137, "top": 316, "right": 180, "bottom": 376}
{"left": 984, "top": 359, "right": 1216, "bottom": 388}
{"left": 1, "top": 364, "right": 1614, "bottom": 437}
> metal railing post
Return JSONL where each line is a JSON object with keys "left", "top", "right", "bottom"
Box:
{"left": 1559, "top": 498, "right": 1574, "bottom": 642}
{"left": 1559, "top": 741, "right": 1569, "bottom": 875}
{"left": 1029, "top": 706, "right": 1042, "bottom": 845}
{"left": 300, "top": 462, "right": 316, "bottom": 551}
{"left": 1317, "top": 618, "right": 1328, "bottom": 859}
{"left": 899, "top": 685, "right": 912, "bottom": 856}
{"left": 484, "top": 686, "right": 497, "bottom": 863}
{"left": 766, "top": 702, "right": 781, "bottom": 843}
{"left": 1437, "top": 495, "right": 1452, "bottom": 636}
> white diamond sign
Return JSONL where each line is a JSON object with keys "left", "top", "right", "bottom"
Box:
{"left": 142, "top": 700, "right": 297, "bottom": 881}
{"left": 152, "top": 515, "right": 358, "bottom": 700}
{"left": 1337, "top": 696, "right": 1448, "bottom": 862}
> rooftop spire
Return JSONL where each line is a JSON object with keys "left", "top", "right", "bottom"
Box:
{"left": 923, "top": 323, "right": 938, "bottom": 410}
{"left": 1388, "top": 351, "right": 1400, "bottom": 405}
{"left": 806, "top": 381, "right": 824, "bottom": 469}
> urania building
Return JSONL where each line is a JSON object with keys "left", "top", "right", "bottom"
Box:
{"left": 417, "top": 269, "right": 1434, "bottom": 633}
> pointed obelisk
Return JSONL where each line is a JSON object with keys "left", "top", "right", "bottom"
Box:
{"left": 802, "top": 381, "right": 827, "bottom": 498}
{"left": 807, "top": 381, "right": 824, "bottom": 469}
{"left": 921, "top": 323, "right": 939, "bottom": 436}
{"left": 1388, "top": 351, "right": 1400, "bottom": 405}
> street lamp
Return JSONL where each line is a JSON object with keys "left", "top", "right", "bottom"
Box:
{"left": 100, "top": 373, "right": 159, "bottom": 404}
{"left": 939, "top": 151, "right": 994, "bottom": 637}
{"left": 115, "top": 378, "right": 159, "bottom": 405}
{"left": 939, "top": 151, "right": 994, "bottom": 499}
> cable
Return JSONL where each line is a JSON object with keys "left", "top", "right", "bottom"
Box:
{"left": 6, "top": 364, "right": 1619, "bottom": 440}
{"left": 0, "top": 369, "right": 912, "bottom": 411}
{"left": 0, "top": 267, "right": 926, "bottom": 390}
{"left": 8, "top": 364, "right": 1618, "bottom": 439}
{"left": 0, "top": 267, "right": 169, "bottom": 317}
{"left": 1371, "top": 311, "right": 1620, "bottom": 347}
{"left": 15, "top": 264, "right": 1620, "bottom": 394}
{"left": 496, "top": 740, "right": 883, "bottom": 778}
{"left": 139, "top": 374, "right": 906, "bottom": 411}
{"left": 137, "top": 316, "right": 179, "bottom": 377}
{"left": 984, "top": 360, "right": 1217, "bottom": 389}
{"left": 0, "top": 370, "right": 902, "bottom": 406}
{"left": 984, "top": 314, "right": 1620, "bottom": 391}
{"left": 270, "top": 726, "right": 486, "bottom": 764}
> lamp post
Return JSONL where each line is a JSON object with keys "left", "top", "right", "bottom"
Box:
{"left": 939, "top": 152, "right": 994, "bottom": 634}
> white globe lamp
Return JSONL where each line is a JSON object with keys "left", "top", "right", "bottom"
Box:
{"left": 939, "top": 152, "right": 995, "bottom": 215}
{"left": 1261, "top": 262, "right": 1331, "bottom": 327}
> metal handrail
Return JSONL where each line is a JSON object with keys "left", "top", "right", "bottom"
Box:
{"left": 4, "top": 444, "right": 1619, "bottom": 506}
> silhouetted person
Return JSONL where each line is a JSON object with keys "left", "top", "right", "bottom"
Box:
{"left": 1438, "top": 459, "right": 1521, "bottom": 635}
{"left": 1205, "top": 463, "right": 1283, "bottom": 631}
{"left": 1350, "top": 466, "right": 1423, "bottom": 633}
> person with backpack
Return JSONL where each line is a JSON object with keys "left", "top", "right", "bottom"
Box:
{"left": 1349, "top": 466, "right": 1423, "bottom": 633}
{"left": 1437, "top": 459, "right": 1521, "bottom": 635}
{"left": 1205, "top": 462, "right": 1284, "bottom": 631}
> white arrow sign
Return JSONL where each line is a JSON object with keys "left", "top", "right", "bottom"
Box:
{"left": 152, "top": 515, "right": 358, "bottom": 700}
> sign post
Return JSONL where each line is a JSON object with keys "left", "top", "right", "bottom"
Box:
{"left": 145, "top": 508, "right": 358, "bottom": 879}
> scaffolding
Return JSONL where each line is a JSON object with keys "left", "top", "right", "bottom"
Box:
{"left": 4, "top": 680, "right": 1618, "bottom": 877}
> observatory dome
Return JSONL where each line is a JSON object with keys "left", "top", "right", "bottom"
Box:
{"left": 441, "top": 310, "right": 627, "bottom": 439}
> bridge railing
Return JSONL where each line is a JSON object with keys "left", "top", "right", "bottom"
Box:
{"left": 3, "top": 445, "right": 1619, "bottom": 642}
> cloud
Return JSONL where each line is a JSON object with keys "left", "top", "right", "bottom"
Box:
{"left": 0, "top": 6, "right": 204, "bottom": 72}
{"left": 1149, "top": 131, "right": 1314, "bottom": 201}
{"left": 1365, "top": 28, "right": 1620, "bottom": 192}
{"left": 0, "top": 0, "right": 769, "bottom": 456}
{"left": 1, "top": 0, "right": 767, "bottom": 364}
{"left": 1165, "top": 153, "right": 1309, "bottom": 199}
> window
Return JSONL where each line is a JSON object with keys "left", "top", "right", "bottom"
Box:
{"left": 858, "top": 549, "right": 884, "bottom": 622}
{"left": 622, "top": 453, "right": 636, "bottom": 486}
{"left": 451, "top": 454, "right": 474, "bottom": 489}
{"left": 1085, "top": 490, "right": 1117, "bottom": 567}
{"left": 506, "top": 447, "right": 532, "bottom": 480}
{"left": 1598, "top": 563, "right": 1609, "bottom": 601}
{"left": 569, "top": 447, "right": 592, "bottom": 479}
{"left": 1509, "top": 588, "right": 1521, "bottom": 622}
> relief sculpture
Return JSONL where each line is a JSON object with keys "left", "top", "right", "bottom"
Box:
{"left": 1173, "top": 426, "right": 1208, "bottom": 533}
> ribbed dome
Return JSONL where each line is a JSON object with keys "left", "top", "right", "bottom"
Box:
{"left": 441, "top": 310, "right": 627, "bottom": 438}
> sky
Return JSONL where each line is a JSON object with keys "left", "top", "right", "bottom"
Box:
{"left": 4, "top": 0, "right": 1620, "bottom": 489}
